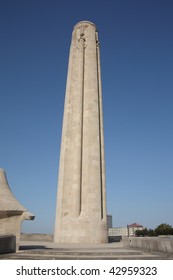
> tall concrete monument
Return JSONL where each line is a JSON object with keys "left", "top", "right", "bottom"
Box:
{"left": 54, "top": 21, "right": 107, "bottom": 243}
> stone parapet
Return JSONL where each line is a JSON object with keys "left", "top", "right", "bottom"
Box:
{"left": 128, "top": 236, "right": 173, "bottom": 254}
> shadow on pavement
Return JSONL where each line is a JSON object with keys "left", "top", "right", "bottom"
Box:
{"left": 19, "top": 245, "right": 47, "bottom": 250}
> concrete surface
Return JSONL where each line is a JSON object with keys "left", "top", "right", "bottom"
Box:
{"left": 0, "top": 169, "right": 34, "bottom": 251}
{"left": 128, "top": 236, "right": 173, "bottom": 254}
{"left": 0, "top": 234, "right": 173, "bottom": 259}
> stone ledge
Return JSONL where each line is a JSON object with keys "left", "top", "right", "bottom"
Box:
{"left": 20, "top": 233, "right": 53, "bottom": 242}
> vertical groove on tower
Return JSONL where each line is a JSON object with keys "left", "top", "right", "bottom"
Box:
{"left": 79, "top": 30, "right": 85, "bottom": 215}
{"left": 54, "top": 21, "right": 108, "bottom": 243}
{"left": 96, "top": 32, "right": 103, "bottom": 220}
{"left": 96, "top": 32, "right": 107, "bottom": 221}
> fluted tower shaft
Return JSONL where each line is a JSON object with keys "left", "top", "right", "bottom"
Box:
{"left": 54, "top": 21, "right": 107, "bottom": 243}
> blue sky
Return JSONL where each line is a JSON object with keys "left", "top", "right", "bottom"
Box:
{"left": 0, "top": 0, "right": 172, "bottom": 233}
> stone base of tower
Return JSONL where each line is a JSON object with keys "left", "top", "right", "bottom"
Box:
{"left": 54, "top": 216, "right": 108, "bottom": 244}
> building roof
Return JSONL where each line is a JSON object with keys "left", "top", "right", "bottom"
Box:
{"left": 128, "top": 223, "right": 143, "bottom": 228}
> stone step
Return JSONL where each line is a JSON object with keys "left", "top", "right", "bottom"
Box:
{"left": 17, "top": 249, "right": 142, "bottom": 256}
{"left": 0, "top": 253, "right": 169, "bottom": 260}
{"left": 0, "top": 248, "right": 171, "bottom": 260}
{"left": 1, "top": 240, "right": 172, "bottom": 260}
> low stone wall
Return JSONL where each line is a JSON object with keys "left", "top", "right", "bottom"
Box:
{"left": 20, "top": 233, "right": 53, "bottom": 242}
{"left": 127, "top": 237, "right": 173, "bottom": 254}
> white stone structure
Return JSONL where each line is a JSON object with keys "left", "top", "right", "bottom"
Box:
{"left": 108, "top": 223, "right": 144, "bottom": 238}
{"left": 54, "top": 21, "right": 107, "bottom": 243}
{"left": 108, "top": 227, "right": 128, "bottom": 237}
{"left": 0, "top": 169, "right": 34, "bottom": 250}
{"left": 127, "top": 223, "right": 144, "bottom": 236}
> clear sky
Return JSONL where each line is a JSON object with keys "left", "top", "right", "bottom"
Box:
{"left": 0, "top": 0, "right": 173, "bottom": 233}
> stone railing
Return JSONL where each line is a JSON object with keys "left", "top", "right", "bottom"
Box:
{"left": 126, "top": 237, "right": 173, "bottom": 254}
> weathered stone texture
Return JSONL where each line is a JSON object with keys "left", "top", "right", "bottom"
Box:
{"left": 0, "top": 169, "right": 34, "bottom": 251}
{"left": 54, "top": 21, "right": 107, "bottom": 243}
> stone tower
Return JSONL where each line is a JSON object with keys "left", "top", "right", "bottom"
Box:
{"left": 54, "top": 21, "right": 107, "bottom": 243}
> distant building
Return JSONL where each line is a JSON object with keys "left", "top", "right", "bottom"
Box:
{"left": 108, "top": 227, "right": 127, "bottom": 237}
{"left": 127, "top": 223, "right": 144, "bottom": 236}
{"left": 107, "top": 215, "right": 112, "bottom": 229}
{"left": 108, "top": 222, "right": 144, "bottom": 239}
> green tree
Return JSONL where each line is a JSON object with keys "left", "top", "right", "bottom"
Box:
{"left": 148, "top": 229, "right": 157, "bottom": 236}
{"left": 135, "top": 228, "right": 148, "bottom": 236}
{"left": 155, "top": 223, "right": 173, "bottom": 235}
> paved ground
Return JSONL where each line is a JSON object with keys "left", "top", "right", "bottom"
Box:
{"left": 0, "top": 240, "right": 173, "bottom": 260}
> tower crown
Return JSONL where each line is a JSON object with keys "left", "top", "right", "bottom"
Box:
{"left": 74, "top": 21, "right": 96, "bottom": 30}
